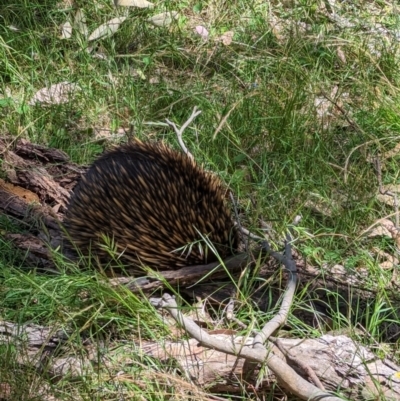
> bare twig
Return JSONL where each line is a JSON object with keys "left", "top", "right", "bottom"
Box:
{"left": 358, "top": 211, "right": 400, "bottom": 240}
{"left": 243, "top": 217, "right": 300, "bottom": 382}
{"left": 238, "top": 225, "right": 265, "bottom": 242}
{"left": 166, "top": 106, "right": 202, "bottom": 159}
{"left": 157, "top": 294, "right": 342, "bottom": 401}
{"left": 254, "top": 231, "right": 298, "bottom": 343}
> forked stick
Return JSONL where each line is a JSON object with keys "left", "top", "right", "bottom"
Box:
{"left": 157, "top": 294, "right": 341, "bottom": 401}
{"left": 242, "top": 218, "right": 299, "bottom": 381}
{"left": 166, "top": 106, "right": 202, "bottom": 159}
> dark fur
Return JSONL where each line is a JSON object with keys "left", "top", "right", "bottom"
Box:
{"left": 64, "top": 140, "right": 237, "bottom": 269}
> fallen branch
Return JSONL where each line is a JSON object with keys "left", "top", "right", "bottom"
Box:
{"left": 242, "top": 224, "right": 299, "bottom": 380}
{"left": 1, "top": 318, "right": 400, "bottom": 399}
{"left": 109, "top": 253, "right": 250, "bottom": 291}
{"left": 158, "top": 294, "right": 344, "bottom": 401}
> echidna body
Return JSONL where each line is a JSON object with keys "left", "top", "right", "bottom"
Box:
{"left": 64, "top": 140, "right": 237, "bottom": 269}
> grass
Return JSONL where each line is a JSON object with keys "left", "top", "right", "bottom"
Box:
{"left": 1, "top": 0, "right": 400, "bottom": 399}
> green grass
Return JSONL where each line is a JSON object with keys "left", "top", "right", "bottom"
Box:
{"left": 1, "top": 0, "right": 400, "bottom": 399}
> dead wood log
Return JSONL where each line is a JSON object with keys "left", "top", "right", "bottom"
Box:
{"left": 0, "top": 321, "right": 90, "bottom": 379}
{"left": 155, "top": 294, "right": 400, "bottom": 401}
{"left": 1, "top": 319, "right": 399, "bottom": 400}
{"left": 108, "top": 253, "right": 251, "bottom": 291}
{"left": 0, "top": 186, "right": 60, "bottom": 231}
{"left": 144, "top": 333, "right": 400, "bottom": 400}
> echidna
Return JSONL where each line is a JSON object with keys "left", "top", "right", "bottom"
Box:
{"left": 64, "top": 139, "right": 237, "bottom": 269}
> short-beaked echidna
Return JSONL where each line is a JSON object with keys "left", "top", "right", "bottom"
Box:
{"left": 64, "top": 139, "right": 238, "bottom": 269}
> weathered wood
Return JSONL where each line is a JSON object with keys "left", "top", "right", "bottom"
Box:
{"left": 0, "top": 187, "right": 60, "bottom": 230}
{"left": 109, "top": 253, "right": 251, "bottom": 291}
{"left": 1, "top": 319, "right": 399, "bottom": 400}
{"left": 0, "top": 136, "right": 84, "bottom": 208}
{"left": 145, "top": 333, "right": 400, "bottom": 399}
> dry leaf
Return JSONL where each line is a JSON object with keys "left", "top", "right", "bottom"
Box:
{"left": 361, "top": 218, "right": 399, "bottom": 239}
{"left": 88, "top": 17, "right": 127, "bottom": 41}
{"left": 194, "top": 25, "right": 209, "bottom": 40}
{"left": 60, "top": 21, "right": 72, "bottom": 39}
{"left": 337, "top": 46, "right": 346, "bottom": 63}
{"left": 379, "top": 259, "right": 396, "bottom": 270}
{"left": 216, "top": 31, "right": 234, "bottom": 46}
{"left": 92, "top": 51, "right": 107, "bottom": 60}
{"left": 314, "top": 96, "right": 331, "bottom": 119}
{"left": 362, "top": 218, "right": 400, "bottom": 247}
{"left": 381, "top": 143, "right": 400, "bottom": 161}
{"left": 376, "top": 184, "right": 400, "bottom": 206}
{"left": 315, "top": 86, "right": 338, "bottom": 117}
{"left": 149, "top": 76, "right": 160, "bottom": 84}
{"left": 372, "top": 248, "right": 398, "bottom": 270}
{"left": 313, "top": 86, "right": 343, "bottom": 129}
{"left": 375, "top": 218, "right": 395, "bottom": 232}
{"left": 304, "top": 192, "right": 341, "bottom": 217}
{"left": 147, "top": 12, "right": 179, "bottom": 27}
{"left": 74, "top": 9, "right": 88, "bottom": 37}
{"left": 0, "top": 383, "right": 11, "bottom": 400}
{"left": 367, "top": 224, "right": 393, "bottom": 238}
{"left": 114, "top": 0, "right": 154, "bottom": 7}
{"left": 29, "top": 82, "right": 80, "bottom": 105}
{"left": 269, "top": 15, "right": 285, "bottom": 42}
